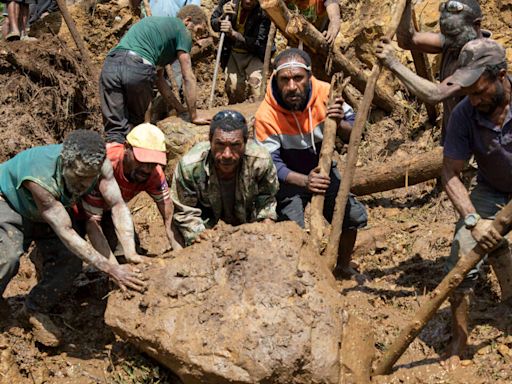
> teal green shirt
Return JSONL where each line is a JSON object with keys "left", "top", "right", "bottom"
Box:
{"left": 113, "top": 17, "right": 192, "bottom": 67}
{"left": 0, "top": 144, "right": 94, "bottom": 222}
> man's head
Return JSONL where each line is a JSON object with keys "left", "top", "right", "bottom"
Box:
{"left": 177, "top": 4, "right": 208, "bottom": 40}
{"left": 61, "top": 130, "right": 106, "bottom": 197}
{"left": 439, "top": 0, "right": 482, "bottom": 50}
{"left": 209, "top": 110, "right": 248, "bottom": 179}
{"left": 124, "top": 123, "right": 167, "bottom": 184}
{"left": 449, "top": 39, "right": 509, "bottom": 115}
{"left": 241, "top": 0, "right": 258, "bottom": 11}
{"left": 272, "top": 48, "right": 312, "bottom": 111}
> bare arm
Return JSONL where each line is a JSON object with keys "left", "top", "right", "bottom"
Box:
{"left": 97, "top": 160, "right": 143, "bottom": 264}
{"left": 24, "top": 180, "right": 145, "bottom": 291}
{"left": 155, "top": 68, "right": 186, "bottom": 114}
{"left": 396, "top": 0, "right": 444, "bottom": 53}
{"left": 86, "top": 218, "right": 118, "bottom": 264}
{"left": 323, "top": 2, "right": 341, "bottom": 45}
{"left": 441, "top": 157, "right": 475, "bottom": 217}
{"left": 441, "top": 156, "right": 503, "bottom": 251}
{"left": 375, "top": 38, "right": 461, "bottom": 104}
{"left": 177, "top": 50, "right": 210, "bottom": 125}
{"left": 156, "top": 199, "right": 182, "bottom": 250}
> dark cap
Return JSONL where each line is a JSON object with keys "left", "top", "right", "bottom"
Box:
{"left": 448, "top": 39, "right": 506, "bottom": 87}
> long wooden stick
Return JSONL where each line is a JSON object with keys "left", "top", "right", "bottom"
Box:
{"left": 209, "top": 15, "right": 230, "bottom": 109}
{"left": 55, "top": 0, "right": 96, "bottom": 77}
{"left": 373, "top": 199, "right": 512, "bottom": 375}
{"left": 310, "top": 74, "right": 349, "bottom": 250}
{"left": 259, "top": 22, "right": 277, "bottom": 100}
{"left": 323, "top": 0, "right": 408, "bottom": 270}
{"left": 410, "top": 8, "right": 438, "bottom": 124}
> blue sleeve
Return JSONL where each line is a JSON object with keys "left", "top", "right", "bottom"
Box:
{"left": 270, "top": 149, "right": 291, "bottom": 183}
{"left": 443, "top": 100, "right": 472, "bottom": 161}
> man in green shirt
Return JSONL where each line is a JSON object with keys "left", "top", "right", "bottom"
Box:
{"left": 100, "top": 5, "right": 210, "bottom": 144}
{"left": 0, "top": 130, "right": 145, "bottom": 347}
{"left": 171, "top": 110, "right": 278, "bottom": 245}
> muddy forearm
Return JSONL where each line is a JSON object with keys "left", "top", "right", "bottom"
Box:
{"left": 111, "top": 202, "right": 137, "bottom": 256}
{"left": 86, "top": 219, "right": 118, "bottom": 264}
{"left": 442, "top": 168, "right": 476, "bottom": 218}
{"left": 182, "top": 71, "right": 198, "bottom": 120}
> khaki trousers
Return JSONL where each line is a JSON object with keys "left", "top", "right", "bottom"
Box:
{"left": 225, "top": 51, "right": 263, "bottom": 104}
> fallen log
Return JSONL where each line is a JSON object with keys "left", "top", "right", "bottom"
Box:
{"left": 373, "top": 198, "right": 512, "bottom": 375}
{"left": 351, "top": 147, "right": 443, "bottom": 196}
{"left": 259, "top": 0, "right": 396, "bottom": 112}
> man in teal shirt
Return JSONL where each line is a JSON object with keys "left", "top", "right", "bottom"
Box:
{"left": 100, "top": 5, "right": 211, "bottom": 144}
{"left": 0, "top": 130, "right": 145, "bottom": 347}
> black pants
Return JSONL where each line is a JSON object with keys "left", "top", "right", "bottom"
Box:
{"left": 99, "top": 50, "right": 156, "bottom": 143}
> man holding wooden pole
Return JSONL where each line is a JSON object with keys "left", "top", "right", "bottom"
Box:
{"left": 254, "top": 48, "right": 367, "bottom": 279}
{"left": 210, "top": 0, "right": 272, "bottom": 103}
{"left": 440, "top": 39, "right": 512, "bottom": 369}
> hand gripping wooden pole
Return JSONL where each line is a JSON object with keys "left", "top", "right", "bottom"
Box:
{"left": 373, "top": 199, "right": 512, "bottom": 375}
{"left": 323, "top": 0, "right": 407, "bottom": 270}
{"left": 209, "top": 15, "right": 230, "bottom": 109}
{"left": 310, "top": 74, "right": 349, "bottom": 250}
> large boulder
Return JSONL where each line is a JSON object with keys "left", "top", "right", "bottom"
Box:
{"left": 105, "top": 221, "right": 348, "bottom": 383}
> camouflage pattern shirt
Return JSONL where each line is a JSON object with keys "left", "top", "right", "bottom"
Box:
{"left": 171, "top": 140, "right": 278, "bottom": 245}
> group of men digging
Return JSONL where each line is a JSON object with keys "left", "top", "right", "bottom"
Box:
{"left": 0, "top": 0, "right": 511, "bottom": 371}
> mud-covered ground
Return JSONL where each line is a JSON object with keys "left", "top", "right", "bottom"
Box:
{"left": 1, "top": 0, "right": 512, "bottom": 383}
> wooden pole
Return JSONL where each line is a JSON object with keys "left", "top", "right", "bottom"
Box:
{"left": 259, "top": 22, "right": 276, "bottom": 100}
{"left": 209, "top": 16, "right": 230, "bottom": 109}
{"left": 323, "top": 0, "right": 408, "bottom": 270}
{"left": 310, "top": 75, "right": 349, "bottom": 250}
{"left": 410, "top": 8, "right": 438, "bottom": 124}
{"left": 373, "top": 199, "right": 512, "bottom": 375}
{"left": 55, "top": 0, "right": 96, "bottom": 77}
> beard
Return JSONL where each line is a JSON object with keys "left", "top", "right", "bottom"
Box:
{"left": 476, "top": 81, "right": 505, "bottom": 115}
{"left": 278, "top": 82, "right": 311, "bottom": 111}
{"left": 440, "top": 15, "right": 478, "bottom": 51}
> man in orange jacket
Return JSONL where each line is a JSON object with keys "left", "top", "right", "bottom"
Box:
{"left": 254, "top": 48, "right": 367, "bottom": 280}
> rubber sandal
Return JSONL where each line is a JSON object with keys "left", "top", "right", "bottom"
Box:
{"left": 6, "top": 31, "right": 20, "bottom": 41}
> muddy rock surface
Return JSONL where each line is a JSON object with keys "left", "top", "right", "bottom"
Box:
{"left": 105, "top": 221, "right": 345, "bottom": 384}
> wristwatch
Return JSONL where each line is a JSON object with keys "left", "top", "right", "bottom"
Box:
{"left": 464, "top": 213, "right": 481, "bottom": 229}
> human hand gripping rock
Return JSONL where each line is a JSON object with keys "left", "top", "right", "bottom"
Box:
{"left": 471, "top": 219, "right": 503, "bottom": 253}
{"left": 109, "top": 264, "right": 146, "bottom": 293}
{"left": 375, "top": 37, "right": 399, "bottom": 68}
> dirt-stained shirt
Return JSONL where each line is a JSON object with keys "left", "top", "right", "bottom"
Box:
{"left": 171, "top": 140, "right": 278, "bottom": 245}
{"left": 82, "top": 143, "right": 170, "bottom": 220}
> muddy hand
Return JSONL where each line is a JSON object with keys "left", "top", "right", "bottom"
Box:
{"left": 191, "top": 110, "right": 212, "bottom": 125}
{"left": 307, "top": 166, "right": 330, "bottom": 194}
{"left": 109, "top": 264, "right": 146, "bottom": 292}
{"left": 471, "top": 219, "right": 503, "bottom": 252}
{"left": 220, "top": 20, "right": 233, "bottom": 36}
{"left": 323, "top": 22, "right": 340, "bottom": 45}
{"left": 375, "top": 37, "right": 398, "bottom": 68}
{"left": 327, "top": 96, "right": 346, "bottom": 123}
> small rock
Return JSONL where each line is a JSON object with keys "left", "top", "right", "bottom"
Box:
{"left": 477, "top": 345, "right": 492, "bottom": 355}
{"left": 460, "top": 359, "right": 472, "bottom": 366}
{"left": 497, "top": 344, "right": 512, "bottom": 358}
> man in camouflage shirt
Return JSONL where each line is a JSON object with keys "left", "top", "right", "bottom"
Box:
{"left": 171, "top": 110, "right": 278, "bottom": 245}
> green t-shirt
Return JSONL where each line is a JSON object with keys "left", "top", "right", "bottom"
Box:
{"left": 0, "top": 144, "right": 96, "bottom": 222}
{"left": 113, "top": 17, "right": 192, "bottom": 67}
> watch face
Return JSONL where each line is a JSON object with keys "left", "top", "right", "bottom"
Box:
{"left": 465, "top": 214, "right": 478, "bottom": 227}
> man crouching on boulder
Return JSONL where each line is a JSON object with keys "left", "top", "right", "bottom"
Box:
{"left": 0, "top": 130, "right": 145, "bottom": 347}
{"left": 170, "top": 109, "right": 279, "bottom": 246}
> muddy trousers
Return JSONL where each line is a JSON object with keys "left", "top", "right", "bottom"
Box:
{"left": 0, "top": 200, "right": 82, "bottom": 313}
{"left": 225, "top": 51, "right": 263, "bottom": 104}
{"left": 99, "top": 50, "right": 157, "bottom": 144}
